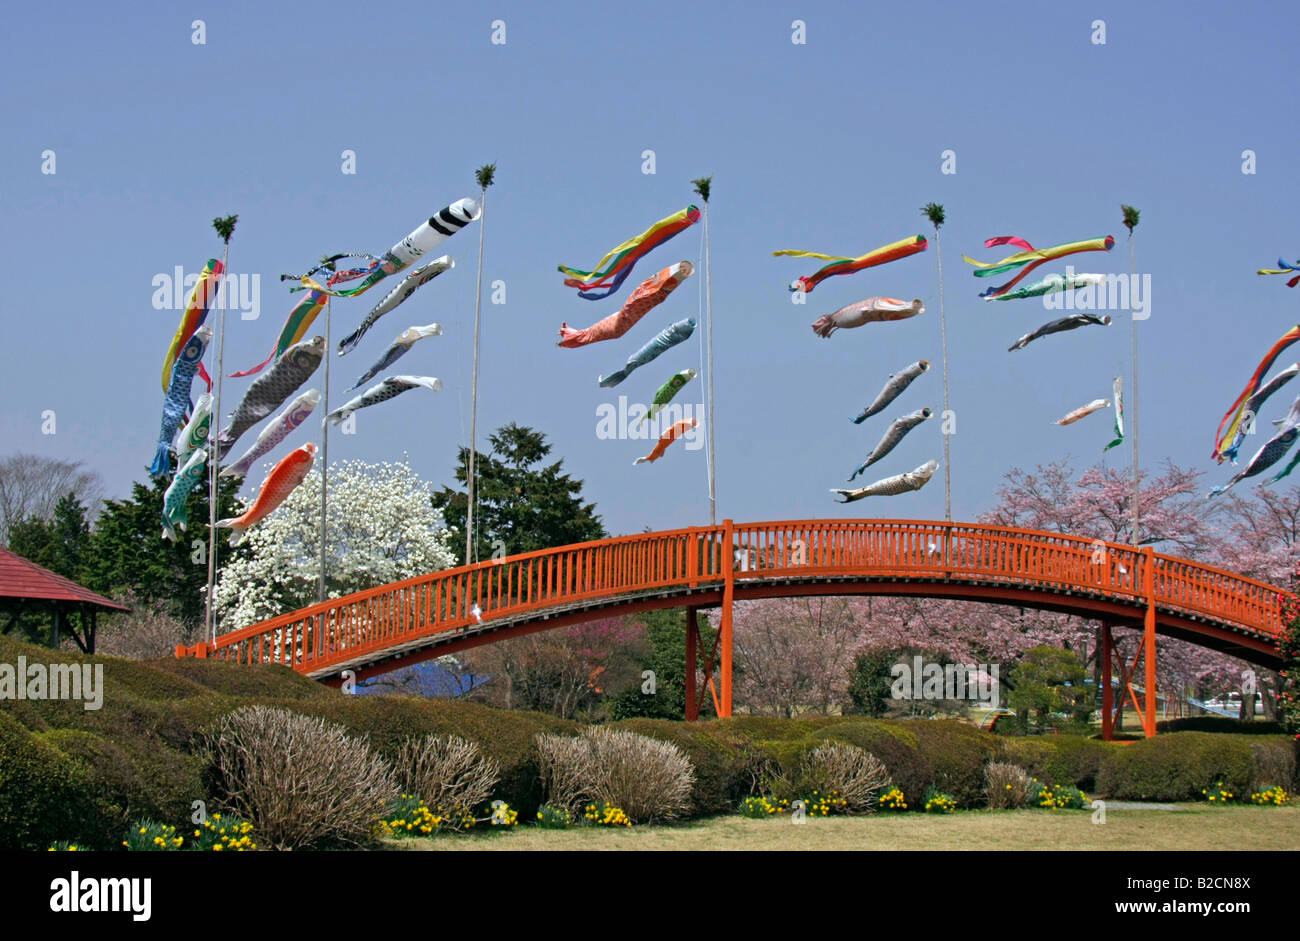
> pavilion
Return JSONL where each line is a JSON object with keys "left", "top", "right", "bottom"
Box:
{"left": 0, "top": 546, "right": 128, "bottom": 652}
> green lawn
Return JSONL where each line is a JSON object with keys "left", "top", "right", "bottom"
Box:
{"left": 382, "top": 805, "right": 1300, "bottom": 851}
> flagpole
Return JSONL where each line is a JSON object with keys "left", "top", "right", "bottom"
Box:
{"left": 467, "top": 194, "right": 485, "bottom": 566}
{"left": 318, "top": 295, "right": 331, "bottom": 603}
{"left": 206, "top": 247, "right": 228, "bottom": 645}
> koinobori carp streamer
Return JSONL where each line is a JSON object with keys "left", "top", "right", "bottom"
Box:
{"left": 849, "top": 408, "right": 933, "bottom": 480}
{"left": 831, "top": 459, "right": 938, "bottom": 503}
{"left": 1055, "top": 397, "right": 1109, "bottom": 426}
{"left": 558, "top": 262, "right": 693, "bottom": 348}
{"left": 215, "top": 443, "right": 316, "bottom": 546}
{"left": 559, "top": 206, "right": 701, "bottom": 300}
{"left": 346, "top": 323, "right": 441, "bottom": 392}
{"left": 640, "top": 369, "right": 697, "bottom": 426}
{"left": 1221, "top": 363, "right": 1300, "bottom": 464}
{"left": 963, "top": 235, "right": 1114, "bottom": 299}
{"left": 220, "top": 389, "right": 321, "bottom": 479}
{"left": 812, "top": 298, "right": 924, "bottom": 338}
{"left": 151, "top": 326, "right": 213, "bottom": 478}
{"left": 775, "top": 235, "right": 927, "bottom": 294}
{"left": 1212, "top": 325, "right": 1300, "bottom": 463}
{"left": 324, "top": 376, "right": 441, "bottom": 427}
{"left": 162, "top": 448, "right": 207, "bottom": 542}
{"left": 633, "top": 418, "right": 698, "bottom": 465}
{"left": 1008, "top": 313, "right": 1110, "bottom": 352}
{"left": 1103, "top": 377, "right": 1124, "bottom": 453}
{"left": 338, "top": 256, "right": 453, "bottom": 356}
{"left": 289, "top": 200, "right": 478, "bottom": 299}
{"left": 853, "top": 361, "right": 930, "bottom": 424}
{"left": 598, "top": 318, "right": 696, "bottom": 388}
{"left": 217, "top": 336, "right": 324, "bottom": 458}
{"left": 1210, "top": 394, "right": 1300, "bottom": 497}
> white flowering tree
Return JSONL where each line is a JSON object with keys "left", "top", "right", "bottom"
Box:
{"left": 214, "top": 458, "right": 457, "bottom": 630}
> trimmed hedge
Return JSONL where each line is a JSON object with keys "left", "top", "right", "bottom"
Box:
{"left": 1155, "top": 716, "right": 1285, "bottom": 735}
{"left": 0, "top": 712, "right": 94, "bottom": 850}
{"left": 1095, "top": 732, "right": 1257, "bottom": 800}
{"left": 3, "top": 634, "right": 1298, "bottom": 844}
{"left": 1001, "top": 736, "right": 1110, "bottom": 791}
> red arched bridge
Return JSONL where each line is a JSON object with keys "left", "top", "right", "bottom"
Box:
{"left": 177, "top": 519, "right": 1289, "bottom": 740}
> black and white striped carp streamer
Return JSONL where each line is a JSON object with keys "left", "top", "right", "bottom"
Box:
{"left": 832, "top": 460, "right": 938, "bottom": 503}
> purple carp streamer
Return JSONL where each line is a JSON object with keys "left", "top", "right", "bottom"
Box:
{"left": 220, "top": 389, "right": 321, "bottom": 479}
{"left": 811, "top": 297, "right": 924, "bottom": 338}
{"left": 1221, "top": 363, "right": 1300, "bottom": 464}
{"left": 853, "top": 361, "right": 929, "bottom": 423}
{"left": 1210, "top": 395, "right": 1300, "bottom": 497}
{"left": 849, "top": 408, "right": 933, "bottom": 480}
{"left": 1009, "top": 313, "right": 1110, "bottom": 352}
{"left": 832, "top": 459, "right": 938, "bottom": 503}
{"left": 338, "top": 257, "right": 453, "bottom": 356}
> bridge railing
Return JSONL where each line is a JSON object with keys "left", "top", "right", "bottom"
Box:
{"left": 196, "top": 524, "right": 731, "bottom": 671}
{"left": 185, "top": 519, "right": 1287, "bottom": 674}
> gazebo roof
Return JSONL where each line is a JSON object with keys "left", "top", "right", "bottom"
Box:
{"left": 0, "top": 546, "right": 129, "bottom": 611}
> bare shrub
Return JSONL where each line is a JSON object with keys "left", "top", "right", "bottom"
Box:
{"left": 205, "top": 706, "right": 396, "bottom": 849}
{"left": 584, "top": 726, "right": 694, "bottom": 823}
{"left": 536, "top": 733, "right": 594, "bottom": 813}
{"left": 396, "top": 735, "right": 499, "bottom": 826}
{"left": 984, "top": 761, "right": 1034, "bottom": 810}
{"left": 537, "top": 727, "right": 695, "bottom": 823}
{"left": 800, "top": 742, "right": 891, "bottom": 813}
{"left": 1249, "top": 742, "right": 1296, "bottom": 792}
{"left": 93, "top": 598, "right": 197, "bottom": 660}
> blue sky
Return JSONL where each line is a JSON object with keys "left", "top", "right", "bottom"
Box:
{"left": 2, "top": 0, "right": 1297, "bottom": 539}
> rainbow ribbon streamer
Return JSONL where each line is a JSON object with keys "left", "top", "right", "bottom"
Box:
{"left": 963, "top": 235, "right": 1114, "bottom": 299}
{"left": 559, "top": 206, "right": 701, "bottom": 300}
{"left": 161, "top": 258, "right": 223, "bottom": 392}
{"left": 1257, "top": 258, "right": 1300, "bottom": 288}
{"left": 774, "top": 235, "right": 928, "bottom": 294}
{"left": 230, "top": 289, "right": 328, "bottom": 378}
{"left": 1213, "top": 325, "right": 1300, "bottom": 463}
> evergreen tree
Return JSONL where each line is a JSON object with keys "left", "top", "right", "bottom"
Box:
{"left": 433, "top": 423, "right": 604, "bottom": 566}
{"left": 611, "top": 608, "right": 718, "bottom": 720}
{"left": 86, "top": 475, "right": 242, "bottom": 630}
{"left": 7, "top": 492, "right": 92, "bottom": 582}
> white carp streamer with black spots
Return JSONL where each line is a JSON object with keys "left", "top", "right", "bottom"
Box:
{"left": 324, "top": 376, "right": 442, "bottom": 427}
{"left": 832, "top": 459, "right": 938, "bottom": 502}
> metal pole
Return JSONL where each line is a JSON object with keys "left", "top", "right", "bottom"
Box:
{"left": 705, "top": 204, "right": 715, "bottom": 526}
{"left": 937, "top": 227, "right": 951, "bottom": 521}
{"left": 206, "top": 247, "right": 229, "bottom": 644}
{"left": 1129, "top": 231, "right": 1139, "bottom": 546}
{"left": 467, "top": 189, "right": 486, "bottom": 565}
{"left": 318, "top": 296, "right": 331, "bottom": 604}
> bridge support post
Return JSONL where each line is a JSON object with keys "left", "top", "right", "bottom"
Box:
{"left": 1101, "top": 624, "right": 1113, "bottom": 740}
{"left": 685, "top": 606, "right": 698, "bottom": 722}
{"left": 720, "top": 519, "right": 735, "bottom": 718}
{"left": 1142, "top": 546, "right": 1157, "bottom": 738}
